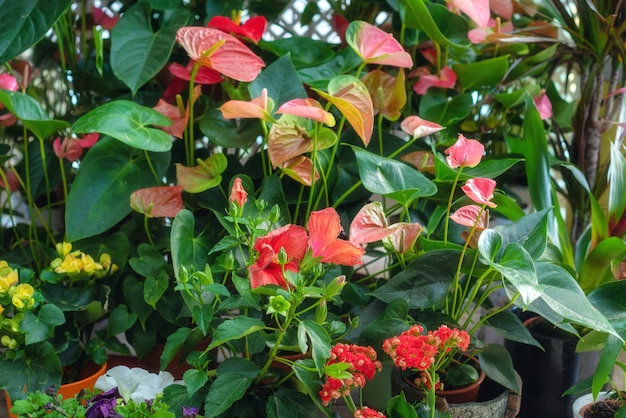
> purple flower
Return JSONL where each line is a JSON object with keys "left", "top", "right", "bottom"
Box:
{"left": 85, "top": 388, "right": 122, "bottom": 418}
{"left": 183, "top": 406, "right": 200, "bottom": 417}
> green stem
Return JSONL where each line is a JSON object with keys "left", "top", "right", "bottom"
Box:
{"left": 186, "top": 63, "right": 201, "bottom": 166}
{"left": 443, "top": 168, "right": 464, "bottom": 246}
{"left": 143, "top": 215, "right": 155, "bottom": 247}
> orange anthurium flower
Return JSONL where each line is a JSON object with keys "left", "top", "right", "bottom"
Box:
{"left": 175, "top": 153, "right": 227, "bottom": 193}
{"left": 400, "top": 116, "right": 444, "bottom": 139}
{"left": 462, "top": 178, "right": 497, "bottom": 208}
{"left": 129, "top": 185, "right": 184, "bottom": 218}
{"left": 280, "top": 156, "right": 319, "bottom": 187}
{"left": 53, "top": 133, "right": 99, "bottom": 162}
{"left": 276, "top": 98, "right": 335, "bottom": 127}
{"left": 220, "top": 88, "right": 275, "bottom": 122}
{"left": 412, "top": 66, "right": 457, "bottom": 95}
{"left": 176, "top": 26, "right": 265, "bottom": 82}
{"left": 361, "top": 69, "right": 406, "bottom": 121}
{"left": 346, "top": 21, "right": 413, "bottom": 68}
{"left": 153, "top": 85, "right": 201, "bottom": 138}
{"left": 307, "top": 208, "right": 364, "bottom": 266}
{"left": 445, "top": 134, "right": 484, "bottom": 168}
{"left": 447, "top": 0, "right": 491, "bottom": 28}
{"left": 208, "top": 14, "right": 267, "bottom": 44}
{"left": 229, "top": 177, "right": 247, "bottom": 207}
{"left": 249, "top": 224, "right": 308, "bottom": 289}
{"left": 314, "top": 75, "right": 374, "bottom": 146}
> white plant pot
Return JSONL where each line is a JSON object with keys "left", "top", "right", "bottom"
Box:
{"left": 572, "top": 391, "right": 611, "bottom": 418}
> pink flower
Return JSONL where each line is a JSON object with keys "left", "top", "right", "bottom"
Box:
{"left": 448, "top": 0, "right": 491, "bottom": 28}
{"left": 153, "top": 85, "right": 201, "bottom": 138}
{"left": 0, "top": 73, "right": 19, "bottom": 92}
{"left": 450, "top": 205, "right": 488, "bottom": 229}
{"left": 461, "top": 178, "right": 497, "bottom": 208}
{"left": 276, "top": 98, "right": 335, "bottom": 126}
{"left": 207, "top": 15, "right": 267, "bottom": 44}
{"left": 445, "top": 134, "right": 484, "bottom": 168}
{"left": 534, "top": 92, "right": 553, "bottom": 120}
{"left": 229, "top": 177, "right": 247, "bottom": 207}
{"left": 346, "top": 21, "right": 413, "bottom": 68}
{"left": 53, "top": 133, "right": 99, "bottom": 162}
{"left": 129, "top": 185, "right": 184, "bottom": 218}
{"left": 0, "top": 169, "right": 19, "bottom": 192}
{"left": 412, "top": 66, "right": 457, "bottom": 95}
{"left": 400, "top": 116, "right": 444, "bottom": 139}
{"left": 307, "top": 208, "right": 364, "bottom": 266}
{"left": 220, "top": 88, "right": 274, "bottom": 122}
{"left": 354, "top": 407, "right": 386, "bottom": 418}
{"left": 249, "top": 225, "right": 308, "bottom": 289}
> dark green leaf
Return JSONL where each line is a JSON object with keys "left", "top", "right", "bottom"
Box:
{"left": 300, "top": 320, "right": 331, "bottom": 375}
{"left": 478, "top": 344, "right": 520, "bottom": 392}
{"left": 144, "top": 270, "right": 170, "bottom": 309}
{"left": 419, "top": 91, "right": 473, "bottom": 126}
{"left": 204, "top": 373, "right": 252, "bottom": 418}
{"left": 40, "top": 285, "right": 93, "bottom": 311}
{"left": 208, "top": 316, "right": 265, "bottom": 350}
{"left": 454, "top": 56, "right": 510, "bottom": 91}
{"left": 21, "top": 304, "right": 65, "bottom": 345}
{"left": 249, "top": 54, "right": 308, "bottom": 106}
{"left": 107, "top": 304, "right": 137, "bottom": 338}
{"left": 170, "top": 209, "right": 211, "bottom": 281}
{"left": 0, "top": 90, "right": 69, "bottom": 139}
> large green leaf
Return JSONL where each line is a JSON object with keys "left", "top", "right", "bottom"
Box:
{"left": 249, "top": 54, "right": 308, "bottom": 107}
{"left": 65, "top": 136, "right": 170, "bottom": 241}
{"left": 110, "top": 1, "right": 190, "bottom": 95}
{"left": 299, "top": 320, "right": 331, "bottom": 375}
{"left": 171, "top": 209, "right": 211, "bottom": 281}
{"left": 72, "top": 100, "right": 173, "bottom": 152}
{"left": 40, "top": 285, "right": 93, "bottom": 311}
{"left": 204, "top": 373, "right": 252, "bottom": 418}
{"left": 0, "top": 341, "right": 62, "bottom": 401}
{"left": 578, "top": 237, "right": 626, "bottom": 293}
{"left": 478, "top": 344, "right": 520, "bottom": 392}
{"left": 0, "top": 0, "right": 71, "bottom": 64}
{"left": 398, "top": 0, "right": 470, "bottom": 48}
{"left": 0, "top": 90, "right": 69, "bottom": 139}
{"left": 352, "top": 146, "right": 437, "bottom": 206}
{"left": 208, "top": 316, "right": 265, "bottom": 350}
{"left": 419, "top": 91, "right": 473, "bottom": 126}
{"left": 454, "top": 55, "right": 510, "bottom": 91}
{"left": 20, "top": 304, "right": 66, "bottom": 345}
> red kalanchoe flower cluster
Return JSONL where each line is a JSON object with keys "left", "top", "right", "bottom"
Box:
{"left": 382, "top": 324, "right": 470, "bottom": 389}
{"left": 319, "top": 343, "right": 382, "bottom": 406}
{"left": 354, "top": 406, "right": 386, "bottom": 418}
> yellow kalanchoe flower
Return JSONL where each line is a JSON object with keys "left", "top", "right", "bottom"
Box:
{"left": 81, "top": 253, "right": 103, "bottom": 274}
{"left": 0, "top": 304, "right": 4, "bottom": 316}
{"left": 56, "top": 241, "right": 73, "bottom": 258}
{"left": 0, "top": 261, "right": 18, "bottom": 293}
{"left": 11, "top": 283, "right": 35, "bottom": 310}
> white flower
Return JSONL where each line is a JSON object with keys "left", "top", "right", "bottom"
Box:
{"left": 95, "top": 365, "right": 184, "bottom": 402}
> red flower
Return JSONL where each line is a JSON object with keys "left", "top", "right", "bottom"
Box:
{"left": 249, "top": 225, "right": 308, "bottom": 289}
{"left": 53, "top": 133, "right": 99, "bottom": 162}
{"left": 307, "top": 208, "right": 364, "bottom": 266}
{"left": 461, "top": 178, "right": 497, "bottom": 208}
{"left": 207, "top": 15, "right": 267, "bottom": 44}
{"left": 445, "top": 134, "right": 484, "bottom": 168}
{"left": 354, "top": 407, "right": 386, "bottom": 418}
{"left": 412, "top": 66, "right": 457, "bottom": 95}
{"left": 229, "top": 177, "right": 247, "bottom": 207}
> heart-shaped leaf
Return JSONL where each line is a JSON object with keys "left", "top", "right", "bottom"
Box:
{"left": 0, "top": 90, "right": 69, "bottom": 139}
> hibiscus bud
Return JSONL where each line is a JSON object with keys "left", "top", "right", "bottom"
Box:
{"left": 269, "top": 204, "right": 281, "bottom": 223}
{"left": 325, "top": 275, "right": 346, "bottom": 300}
{"left": 315, "top": 300, "right": 327, "bottom": 324}
{"left": 222, "top": 251, "right": 235, "bottom": 271}
{"left": 228, "top": 200, "right": 240, "bottom": 217}
{"left": 277, "top": 247, "right": 288, "bottom": 265}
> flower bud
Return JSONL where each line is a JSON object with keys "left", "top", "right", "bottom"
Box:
{"left": 269, "top": 204, "right": 281, "bottom": 223}
{"left": 1, "top": 335, "right": 16, "bottom": 349}
{"left": 325, "top": 275, "right": 346, "bottom": 300}
{"left": 222, "top": 251, "right": 236, "bottom": 271}
{"left": 277, "top": 247, "right": 288, "bottom": 265}
{"left": 315, "top": 300, "right": 327, "bottom": 324}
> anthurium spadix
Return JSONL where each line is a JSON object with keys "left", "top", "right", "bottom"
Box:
{"left": 346, "top": 21, "right": 413, "bottom": 68}
{"left": 176, "top": 26, "right": 264, "bottom": 82}
{"left": 176, "top": 153, "right": 228, "bottom": 193}
{"left": 313, "top": 75, "right": 374, "bottom": 146}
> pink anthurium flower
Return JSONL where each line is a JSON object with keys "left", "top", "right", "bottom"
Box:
{"left": 129, "top": 185, "right": 184, "bottom": 218}
{"left": 349, "top": 201, "right": 394, "bottom": 245}
{"left": 249, "top": 224, "right": 308, "bottom": 289}
{"left": 220, "top": 88, "right": 275, "bottom": 122}
{"left": 400, "top": 151, "right": 436, "bottom": 175}
{"left": 386, "top": 222, "right": 423, "bottom": 254}
{"left": 153, "top": 85, "right": 201, "bottom": 138}
{"left": 53, "top": 133, "right": 99, "bottom": 162}
{"left": 361, "top": 69, "right": 406, "bottom": 121}
{"left": 208, "top": 14, "right": 267, "bottom": 44}
{"left": 450, "top": 204, "right": 488, "bottom": 229}
{"left": 176, "top": 26, "right": 265, "bottom": 82}
{"left": 412, "top": 66, "right": 457, "bottom": 95}
{"left": 400, "top": 116, "right": 444, "bottom": 139}
{"left": 462, "top": 178, "right": 497, "bottom": 208}
{"left": 346, "top": 21, "right": 413, "bottom": 68}
{"left": 445, "top": 134, "right": 485, "bottom": 168}
{"left": 307, "top": 208, "right": 364, "bottom": 266}
{"left": 229, "top": 177, "right": 247, "bottom": 207}
{"left": 175, "top": 153, "right": 227, "bottom": 193}
{"left": 276, "top": 98, "right": 335, "bottom": 126}
{"left": 0, "top": 73, "right": 18, "bottom": 92}
{"left": 314, "top": 75, "right": 374, "bottom": 146}
{"left": 490, "top": 0, "right": 513, "bottom": 20}
{"left": 534, "top": 91, "right": 553, "bottom": 120}
{"left": 168, "top": 61, "right": 223, "bottom": 85}
{"left": 447, "top": 0, "right": 491, "bottom": 28}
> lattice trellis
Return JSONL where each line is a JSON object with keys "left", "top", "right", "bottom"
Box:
{"left": 263, "top": 0, "right": 341, "bottom": 43}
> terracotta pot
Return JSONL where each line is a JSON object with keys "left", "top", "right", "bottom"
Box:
{"left": 4, "top": 361, "right": 107, "bottom": 418}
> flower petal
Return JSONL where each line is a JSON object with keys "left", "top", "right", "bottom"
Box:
{"left": 445, "top": 134, "right": 485, "bottom": 168}
{"left": 129, "top": 186, "right": 184, "bottom": 218}
{"left": 308, "top": 208, "right": 364, "bottom": 265}
{"left": 400, "top": 116, "right": 444, "bottom": 139}
{"left": 385, "top": 222, "right": 423, "bottom": 254}
{"left": 276, "top": 98, "right": 335, "bottom": 126}
{"left": 346, "top": 21, "right": 413, "bottom": 68}
{"left": 450, "top": 205, "right": 488, "bottom": 229}
{"left": 349, "top": 201, "right": 392, "bottom": 244}
{"left": 461, "top": 178, "right": 497, "bottom": 207}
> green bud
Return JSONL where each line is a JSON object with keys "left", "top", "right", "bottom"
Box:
{"left": 269, "top": 204, "right": 281, "bottom": 223}
{"left": 228, "top": 201, "right": 240, "bottom": 217}
{"left": 315, "top": 300, "right": 327, "bottom": 324}
{"left": 325, "top": 275, "right": 346, "bottom": 300}
{"left": 277, "top": 247, "right": 288, "bottom": 265}
{"left": 222, "top": 251, "right": 236, "bottom": 271}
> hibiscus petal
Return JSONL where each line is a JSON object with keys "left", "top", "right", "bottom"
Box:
{"left": 308, "top": 208, "right": 365, "bottom": 265}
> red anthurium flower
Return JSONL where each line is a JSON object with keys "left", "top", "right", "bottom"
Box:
{"left": 176, "top": 26, "right": 265, "bottom": 82}
{"left": 0, "top": 113, "right": 17, "bottom": 127}
{"left": 153, "top": 85, "right": 201, "bottom": 138}
{"left": 450, "top": 205, "right": 489, "bottom": 229}
{"left": 229, "top": 177, "right": 247, "bottom": 207}
{"left": 534, "top": 92, "right": 553, "bottom": 120}
{"left": 129, "top": 185, "right": 184, "bottom": 218}
{"left": 448, "top": 0, "right": 491, "bottom": 28}
{"left": 400, "top": 116, "right": 444, "bottom": 139}
{"left": 220, "top": 88, "right": 275, "bottom": 122}
{"left": 53, "top": 133, "right": 99, "bottom": 162}
{"left": 346, "top": 21, "right": 413, "bottom": 68}
{"left": 462, "top": 178, "right": 497, "bottom": 208}
{"left": 307, "top": 208, "right": 364, "bottom": 266}
{"left": 249, "top": 225, "right": 308, "bottom": 288}
{"left": 361, "top": 69, "right": 406, "bottom": 121}
{"left": 207, "top": 14, "right": 267, "bottom": 44}
{"left": 412, "top": 66, "right": 457, "bottom": 95}
{"left": 276, "top": 98, "right": 335, "bottom": 126}
{"left": 168, "top": 61, "right": 223, "bottom": 85}
{"left": 92, "top": 6, "right": 119, "bottom": 30}
{"left": 331, "top": 14, "right": 350, "bottom": 44}
{"left": 445, "top": 134, "right": 484, "bottom": 168}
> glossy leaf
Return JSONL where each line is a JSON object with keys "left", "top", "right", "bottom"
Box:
{"left": 454, "top": 55, "right": 510, "bottom": 91}
{"left": 249, "top": 54, "right": 308, "bottom": 107}
{"left": 65, "top": 137, "right": 170, "bottom": 241}
{"left": 419, "top": 91, "right": 472, "bottom": 126}
{"left": 72, "top": 100, "right": 173, "bottom": 152}
{"left": 208, "top": 316, "right": 265, "bottom": 350}
{"left": 300, "top": 320, "right": 332, "bottom": 375}
{"left": 204, "top": 373, "right": 252, "bottom": 418}
{"left": 199, "top": 109, "right": 262, "bottom": 149}
{"left": 478, "top": 343, "right": 519, "bottom": 392}
{"left": 399, "top": 0, "right": 470, "bottom": 48}
{"left": 484, "top": 310, "right": 541, "bottom": 348}
{"left": 352, "top": 146, "right": 437, "bottom": 206}
{"left": 110, "top": 2, "right": 190, "bottom": 95}
{"left": 490, "top": 241, "right": 542, "bottom": 305}
{"left": 0, "top": 0, "right": 71, "bottom": 64}
{"left": 170, "top": 209, "right": 211, "bottom": 282}
{"left": 0, "top": 90, "right": 69, "bottom": 140}
{"left": 314, "top": 75, "right": 373, "bottom": 146}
